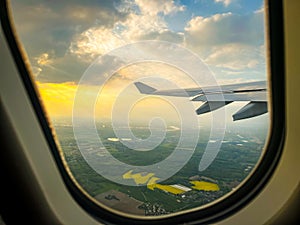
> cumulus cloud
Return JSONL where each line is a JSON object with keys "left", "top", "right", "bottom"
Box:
{"left": 204, "top": 44, "right": 263, "bottom": 70}
{"left": 69, "top": 0, "right": 185, "bottom": 60}
{"left": 135, "top": 0, "right": 185, "bottom": 16}
{"left": 69, "top": 27, "right": 127, "bottom": 60}
{"left": 11, "top": 0, "right": 266, "bottom": 84}
{"left": 10, "top": 0, "right": 129, "bottom": 83}
{"left": 185, "top": 11, "right": 264, "bottom": 48}
{"left": 183, "top": 9, "right": 266, "bottom": 80}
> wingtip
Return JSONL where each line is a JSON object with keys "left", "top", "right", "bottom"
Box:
{"left": 134, "top": 82, "right": 157, "bottom": 94}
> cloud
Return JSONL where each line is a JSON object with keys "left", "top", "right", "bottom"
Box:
{"left": 122, "top": 13, "right": 167, "bottom": 39}
{"left": 31, "top": 53, "right": 89, "bottom": 83}
{"left": 9, "top": 0, "right": 133, "bottom": 83}
{"left": 69, "top": 0, "right": 185, "bottom": 60}
{"left": 183, "top": 9, "right": 266, "bottom": 80}
{"left": 11, "top": 0, "right": 266, "bottom": 85}
{"left": 185, "top": 11, "right": 264, "bottom": 49}
{"left": 135, "top": 0, "right": 185, "bottom": 16}
{"left": 36, "top": 53, "right": 54, "bottom": 66}
{"left": 10, "top": 1, "right": 129, "bottom": 62}
{"left": 254, "top": 4, "right": 265, "bottom": 14}
{"left": 202, "top": 42, "right": 267, "bottom": 83}
{"left": 214, "top": 0, "right": 233, "bottom": 7}
{"left": 204, "top": 44, "right": 264, "bottom": 71}
{"left": 69, "top": 27, "right": 127, "bottom": 60}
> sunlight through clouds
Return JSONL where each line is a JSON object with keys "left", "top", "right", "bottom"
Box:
{"left": 69, "top": 0, "right": 185, "bottom": 60}
{"left": 135, "top": 0, "right": 186, "bottom": 16}
{"left": 10, "top": 0, "right": 267, "bottom": 119}
{"left": 69, "top": 27, "right": 127, "bottom": 60}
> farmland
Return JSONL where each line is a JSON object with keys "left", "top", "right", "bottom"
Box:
{"left": 53, "top": 118, "right": 267, "bottom": 216}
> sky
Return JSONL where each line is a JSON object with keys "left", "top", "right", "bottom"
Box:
{"left": 9, "top": 0, "right": 268, "bottom": 127}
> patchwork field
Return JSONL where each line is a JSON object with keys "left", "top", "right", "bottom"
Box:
{"left": 190, "top": 181, "right": 220, "bottom": 191}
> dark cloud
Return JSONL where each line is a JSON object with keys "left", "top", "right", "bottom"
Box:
{"left": 10, "top": 1, "right": 127, "bottom": 55}
{"left": 9, "top": 0, "right": 130, "bottom": 83}
{"left": 137, "top": 30, "right": 184, "bottom": 44}
{"left": 36, "top": 54, "right": 90, "bottom": 83}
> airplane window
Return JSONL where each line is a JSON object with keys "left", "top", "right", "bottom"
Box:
{"left": 5, "top": 0, "right": 282, "bottom": 222}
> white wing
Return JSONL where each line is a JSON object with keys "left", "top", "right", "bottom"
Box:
{"left": 134, "top": 81, "right": 268, "bottom": 121}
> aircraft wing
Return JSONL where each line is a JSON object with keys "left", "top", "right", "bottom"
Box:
{"left": 134, "top": 81, "right": 268, "bottom": 121}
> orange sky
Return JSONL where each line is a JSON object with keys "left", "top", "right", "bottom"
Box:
{"left": 36, "top": 79, "right": 182, "bottom": 124}
{"left": 36, "top": 62, "right": 196, "bottom": 123}
{"left": 37, "top": 81, "right": 77, "bottom": 117}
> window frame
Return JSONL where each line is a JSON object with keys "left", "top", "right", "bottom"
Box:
{"left": 0, "top": 0, "right": 285, "bottom": 224}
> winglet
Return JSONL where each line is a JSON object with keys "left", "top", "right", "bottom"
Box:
{"left": 134, "top": 82, "right": 157, "bottom": 94}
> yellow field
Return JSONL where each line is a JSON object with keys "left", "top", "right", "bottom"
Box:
{"left": 148, "top": 183, "right": 186, "bottom": 194}
{"left": 147, "top": 177, "right": 160, "bottom": 190}
{"left": 122, "top": 170, "right": 220, "bottom": 194}
{"left": 190, "top": 181, "right": 220, "bottom": 191}
{"left": 123, "top": 170, "right": 155, "bottom": 185}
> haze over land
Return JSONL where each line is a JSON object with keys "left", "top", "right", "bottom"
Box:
{"left": 53, "top": 119, "right": 268, "bottom": 215}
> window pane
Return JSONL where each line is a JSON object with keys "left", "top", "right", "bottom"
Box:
{"left": 9, "top": 0, "right": 269, "bottom": 217}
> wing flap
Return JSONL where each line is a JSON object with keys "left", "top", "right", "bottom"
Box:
{"left": 191, "top": 91, "right": 267, "bottom": 102}
{"left": 233, "top": 102, "right": 268, "bottom": 121}
{"left": 196, "top": 101, "right": 233, "bottom": 115}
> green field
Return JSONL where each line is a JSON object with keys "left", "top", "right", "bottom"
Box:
{"left": 53, "top": 120, "right": 267, "bottom": 215}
